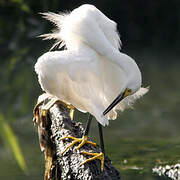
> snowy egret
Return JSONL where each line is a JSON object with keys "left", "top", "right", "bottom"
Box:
{"left": 35, "top": 4, "right": 148, "bottom": 171}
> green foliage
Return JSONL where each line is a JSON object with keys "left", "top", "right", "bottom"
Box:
{"left": 11, "top": 0, "right": 30, "bottom": 12}
{"left": 0, "top": 114, "right": 27, "bottom": 172}
{"left": 0, "top": 0, "right": 41, "bottom": 171}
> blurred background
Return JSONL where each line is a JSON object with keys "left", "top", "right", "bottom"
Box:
{"left": 0, "top": 0, "right": 180, "bottom": 179}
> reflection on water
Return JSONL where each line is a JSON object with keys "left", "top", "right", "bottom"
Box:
{"left": 1, "top": 58, "right": 180, "bottom": 179}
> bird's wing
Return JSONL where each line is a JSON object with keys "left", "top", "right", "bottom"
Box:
{"left": 79, "top": 4, "right": 122, "bottom": 49}
{"left": 35, "top": 49, "right": 110, "bottom": 126}
{"left": 35, "top": 50, "right": 101, "bottom": 108}
{"left": 65, "top": 5, "right": 121, "bottom": 60}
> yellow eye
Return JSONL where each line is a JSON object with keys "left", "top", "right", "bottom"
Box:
{"left": 124, "top": 88, "right": 132, "bottom": 97}
{"left": 127, "top": 88, "right": 131, "bottom": 93}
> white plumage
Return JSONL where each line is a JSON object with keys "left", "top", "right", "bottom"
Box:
{"left": 35, "top": 4, "right": 148, "bottom": 126}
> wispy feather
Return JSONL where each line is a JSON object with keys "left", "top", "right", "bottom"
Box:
{"left": 117, "top": 87, "right": 149, "bottom": 112}
{"left": 38, "top": 12, "right": 69, "bottom": 51}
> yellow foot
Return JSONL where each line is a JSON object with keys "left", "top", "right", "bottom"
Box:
{"left": 80, "top": 151, "right": 104, "bottom": 171}
{"left": 41, "top": 97, "right": 60, "bottom": 117}
{"left": 66, "top": 104, "right": 75, "bottom": 120}
{"left": 61, "top": 135, "right": 96, "bottom": 154}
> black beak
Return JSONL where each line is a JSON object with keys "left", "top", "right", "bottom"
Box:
{"left": 103, "top": 92, "right": 125, "bottom": 116}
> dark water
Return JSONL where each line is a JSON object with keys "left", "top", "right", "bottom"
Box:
{"left": 1, "top": 120, "right": 179, "bottom": 180}
{"left": 0, "top": 56, "right": 180, "bottom": 180}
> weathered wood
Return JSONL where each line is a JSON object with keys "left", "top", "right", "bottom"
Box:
{"left": 34, "top": 94, "right": 121, "bottom": 180}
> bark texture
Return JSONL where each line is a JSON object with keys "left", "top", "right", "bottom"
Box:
{"left": 33, "top": 94, "right": 121, "bottom": 180}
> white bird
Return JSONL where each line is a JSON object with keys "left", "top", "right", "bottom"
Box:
{"left": 35, "top": 4, "right": 148, "bottom": 171}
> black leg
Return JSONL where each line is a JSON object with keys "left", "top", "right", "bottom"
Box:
{"left": 98, "top": 122, "right": 105, "bottom": 155}
{"left": 84, "top": 114, "right": 93, "bottom": 136}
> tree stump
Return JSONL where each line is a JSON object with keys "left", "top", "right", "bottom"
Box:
{"left": 33, "top": 93, "right": 121, "bottom": 180}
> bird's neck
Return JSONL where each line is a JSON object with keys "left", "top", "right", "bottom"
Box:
{"left": 109, "top": 50, "right": 133, "bottom": 75}
{"left": 109, "top": 50, "right": 142, "bottom": 86}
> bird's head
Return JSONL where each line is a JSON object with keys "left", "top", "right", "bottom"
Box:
{"left": 103, "top": 84, "right": 141, "bottom": 116}
{"left": 102, "top": 88, "right": 130, "bottom": 116}
{"left": 103, "top": 54, "right": 142, "bottom": 116}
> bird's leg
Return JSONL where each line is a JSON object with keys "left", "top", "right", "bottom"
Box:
{"left": 61, "top": 114, "right": 105, "bottom": 171}
{"left": 80, "top": 122, "right": 105, "bottom": 171}
{"left": 61, "top": 114, "right": 96, "bottom": 154}
{"left": 84, "top": 113, "right": 93, "bottom": 136}
{"left": 98, "top": 122, "right": 105, "bottom": 155}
